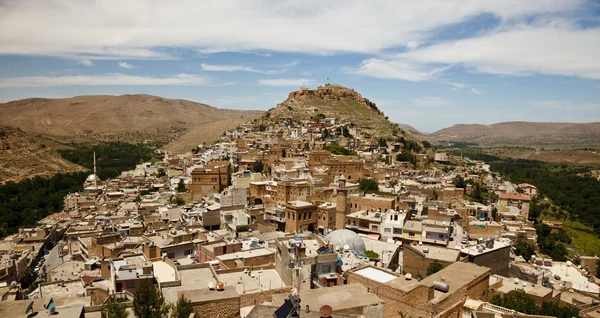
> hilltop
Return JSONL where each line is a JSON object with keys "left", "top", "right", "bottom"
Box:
{"left": 428, "top": 121, "right": 600, "bottom": 148}
{"left": 0, "top": 126, "right": 85, "bottom": 183}
{"left": 259, "top": 84, "right": 405, "bottom": 139}
{"left": 0, "top": 94, "right": 263, "bottom": 145}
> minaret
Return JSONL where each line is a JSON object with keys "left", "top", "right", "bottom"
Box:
{"left": 335, "top": 174, "right": 348, "bottom": 230}
{"left": 93, "top": 151, "right": 97, "bottom": 187}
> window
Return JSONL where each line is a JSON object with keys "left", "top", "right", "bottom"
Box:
{"left": 409, "top": 232, "right": 415, "bottom": 237}
{"left": 393, "top": 228, "right": 402, "bottom": 235}
{"left": 167, "top": 252, "right": 175, "bottom": 259}
{"left": 126, "top": 280, "right": 135, "bottom": 289}
{"left": 384, "top": 228, "right": 392, "bottom": 233}
{"left": 184, "top": 249, "right": 194, "bottom": 255}
{"left": 309, "top": 212, "right": 312, "bottom": 219}
{"left": 439, "top": 234, "right": 445, "bottom": 239}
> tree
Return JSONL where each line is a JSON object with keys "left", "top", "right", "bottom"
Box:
{"left": 491, "top": 291, "right": 538, "bottom": 315}
{"left": 426, "top": 260, "right": 444, "bottom": 276}
{"left": 421, "top": 140, "right": 431, "bottom": 149}
{"left": 325, "top": 143, "right": 357, "bottom": 156}
{"left": 396, "top": 152, "right": 416, "bottom": 164}
{"left": 177, "top": 179, "right": 186, "bottom": 193}
{"left": 171, "top": 295, "right": 194, "bottom": 318}
{"left": 133, "top": 282, "right": 171, "bottom": 318}
{"left": 170, "top": 196, "right": 185, "bottom": 206}
{"left": 358, "top": 178, "right": 379, "bottom": 193}
{"left": 491, "top": 207, "right": 498, "bottom": 221}
{"left": 453, "top": 175, "right": 466, "bottom": 189}
{"left": 102, "top": 296, "right": 128, "bottom": 318}
{"left": 365, "top": 250, "right": 379, "bottom": 259}
{"left": 378, "top": 138, "right": 388, "bottom": 147}
{"left": 251, "top": 160, "right": 264, "bottom": 173}
{"left": 322, "top": 128, "right": 330, "bottom": 140}
{"left": 514, "top": 234, "right": 536, "bottom": 261}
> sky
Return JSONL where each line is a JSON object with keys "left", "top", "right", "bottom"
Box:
{"left": 0, "top": 1, "right": 599, "bottom": 132}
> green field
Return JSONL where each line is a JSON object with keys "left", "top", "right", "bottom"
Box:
{"left": 562, "top": 219, "right": 600, "bottom": 256}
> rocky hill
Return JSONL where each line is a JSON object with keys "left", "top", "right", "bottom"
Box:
{"left": 429, "top": 121, "right": 600, "bottom": 147}
{"left": 0, "top": 94, "right": 263, "bottom": 145}
{"left": 259, "top": 84, "right": 404, "bottom": 139}
{"left": 0, "top": 126, "right": 85, "bottom": 183}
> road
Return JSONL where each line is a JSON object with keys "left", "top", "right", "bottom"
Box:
{"left": 44, "top": 241, "right": 66, "bottom": 273}
{"left": 448, "top": 224, "right": 468, "bottom": 249}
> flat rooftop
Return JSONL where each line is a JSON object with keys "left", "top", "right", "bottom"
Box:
{"left": 408, "top": 244, "right": 460, "bottom": 263}
{"left": 152, "top": 261, "right": 177, "bottom": 283}
{"left": 354, "top": 267, "right": 398, "bottom": 283}
{"left": 272, "top": 283, "right": 382, "bottom": 311}
{"left": 460, "top": 238, "right": 512, "bottom": 256}
{"left": 219, "top": 269, "right": 286, "bottom": 295}
{"left": 216, "top": 248, "right": 275, "bottom": 261}
{"left": 161, "top": 266, "right": 215, "bottom": 302}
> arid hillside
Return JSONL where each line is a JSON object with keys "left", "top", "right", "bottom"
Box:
{"left": 0, "top": 94, "right": 263, "bottom": 144}
{"left": 429, "top": 121, "right": 600, "bottom": 147}
{"left": 258, "top": 84, "right": 406, "bottom": 139}
{"left": 0, "top": 126, "right": 85, "bottom": 183}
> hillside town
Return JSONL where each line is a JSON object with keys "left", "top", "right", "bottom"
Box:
{"left": 1, "top": 113, "right": 598, "bottom": 318}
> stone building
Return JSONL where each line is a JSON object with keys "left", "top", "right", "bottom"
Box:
{"left": 284, "top": 201, "right": 318, "bottom": 233}
{"left": 189, "top": 161, "right": 232, "bottom": 200}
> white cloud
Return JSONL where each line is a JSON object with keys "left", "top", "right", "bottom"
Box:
{"left": 470, "top": 88, "right": 486, "bottom": 95}
{"left": 444, "top": 82, "right": 468, "bottom": 89}
{"left": 399, "top": 24, "right": 600, "bottom": 80}
{"left": 352, "top": 58, "right": 448, "bottom": 81}
{"left": 200, "top": 63, "right": 277, "bottom": 74}
{"left": 406, "top": 41, "right": 419, "bottom": 50}
{"left": 79, "top": 59, "right": 93, "bottom": 67}
{"left": 0, "top": 1, "right": 581, "bottom": 58}
{"left": 0, "top": 74, "right": 210, "bottom": 87}
{"left": 412, "top": 96, "right": 451, "bottom": 107}
{"left": 530, "top": 100, "right": 600, "bottom": 111}
{"left": 258, "top": 78, "right": 315, "bottom": 87}
{"left": 118, "top": 62, "right": 134, "bottom": 69}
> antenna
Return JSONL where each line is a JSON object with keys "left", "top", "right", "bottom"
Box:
{"left": 93, "top": 151, "right": 97, "bottom": 187}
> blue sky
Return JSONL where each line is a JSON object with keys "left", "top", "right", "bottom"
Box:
{"left": 0, "top": 1, "right": 599, "bottom": 132}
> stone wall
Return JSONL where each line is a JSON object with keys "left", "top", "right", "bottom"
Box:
{"left": 402, "top": 245, "right": 455, "bottom": 278}
{"left": 239, "top": 287, "right": 289, "bottom": 307}
{"left": 192, "top": 297, "right": 240, "bottom": 318}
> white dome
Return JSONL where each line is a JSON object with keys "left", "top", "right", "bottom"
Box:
{"left": 85, "top": 174, "right": 100, "bottom": 183}
{"left": 325, "top": 229, "right": 366, "bottom": 252}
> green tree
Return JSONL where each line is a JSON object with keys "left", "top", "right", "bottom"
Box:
{"left": 358, "top": 178, "right": 379, "bottom": 193}
{"left": 378, "top": 138, "right": 388, "bottom": 147}
{"left": 421, "top": 140, "right": 431, "bottom": 148}
{"left": 491, "top": 291, "right": 538, "bottom": 314}
{"left": 170, "top": 196, "right": 185, "bottom": 206}
{"left": 453, "top": 175, "right": 466, "bottom": 189}
{"left": 101, "top": 296, "right": 128, "bottom": 318}
{"left": 171, "top": 295, "right": 194, "bottom": 318}
{"left": 426, "top": 260, "right": 444, "bottom": 276}
{"left": 396, "top": 152, "right": 415, "bottom": 164}
{"left": 251, "top": 160, "right": 264, "bottom": 173}
{"left": 491, "top": 207, "right": 498, "bottom": 221}
{"left": 325, "top": 143, "right": 357, "bottom": 156}
{"left": 133, "top": 282, "right": 171, "bottom": 318}
{"left": 365, "top": 250, "right": 379, "bottom": 259}
{"left": 322, "top": 128, "right": 331, "bottom": 140}
{"left": 177, "top": 179, "right": 186, "bottom": 193}
{"left": 514, "top": 234, "right": 536, "bottom": 261}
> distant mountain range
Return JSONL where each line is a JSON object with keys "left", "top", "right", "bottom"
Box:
{"left": 0, "top": 94, "right": 262, "bottom": 146}
{"left": 416, "top": 122, "right": 600, "bottom": 147}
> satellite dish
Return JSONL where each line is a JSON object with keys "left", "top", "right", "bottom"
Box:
{"left": 208, "top": 281, "right": 215, "bottom": 290}
{"left": 343, "top": 244, "right": 350, "bottom": 251}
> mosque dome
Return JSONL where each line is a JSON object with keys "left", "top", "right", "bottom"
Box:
{"left": 325, "top": 229, "right": 366, "bottom": 252}
{"left": 85, "top": 174, "right": 100, "bottom": 183}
